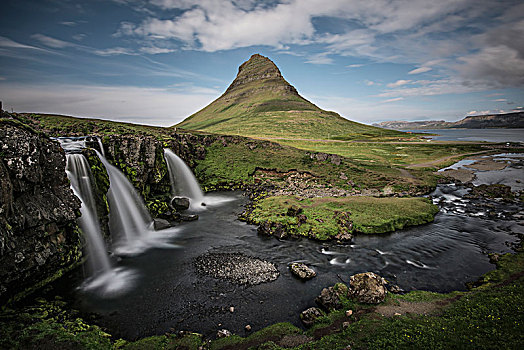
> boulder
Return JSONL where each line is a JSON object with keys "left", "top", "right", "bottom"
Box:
{"left": 348, "top": 272, "right": 387, "bottom": 304}
{"left": 171, "top": 196, "right": 190, "bottom": 211}
{"left": 290, "top": 263, "right": 316, "bottom": 280}
{"left": 315, "top": 283, "right": 348, "bottom": 311}
{"left": 153, "top": 218, "right": 171, "bottom": 230}
{"left": 300, "top": 307, "right": 323, "bottom": 326}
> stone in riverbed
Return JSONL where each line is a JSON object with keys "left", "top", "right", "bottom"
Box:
{"left": 300, "top": 307, "right": 323, "bottom": 326}
{"left": 171, "top": 196, "right": 190, "bottom": 211}
{"left": 153, "top": 218, "right": 171, "bottom": 230}
{"left": 194, "top": 252, "right": 279, "bottom": 285}
{"left": 315, "top": 283, "right": 348, "bottom": 311}
{"left": 290, "top": 262, "right": 316, "bottom": 280}
{"left": 348, "top": 272, "right": 387, "bottom": 304}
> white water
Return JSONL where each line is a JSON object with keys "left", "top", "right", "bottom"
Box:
{"left": 164, "top": 149, "right": 205, "bottom": 208}
{"left": 66, "top": 154, "right": 111, "bottom": 275}
{"left": 97, "top": 150, "right": 177, "bottom": 256}
{"left": 66, "top": 154, "right": 135, "bottom": 296}
{"left": 96, "top": 137, "right": 105, "bottom": 156}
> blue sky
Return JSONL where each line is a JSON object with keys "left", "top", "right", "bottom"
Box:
{"left": 0, "top": 0, "right": 523, "bottom": 126}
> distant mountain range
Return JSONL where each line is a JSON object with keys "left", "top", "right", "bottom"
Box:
{"left": 176, "top": 54, "right": 404, "bottom": 140}
{"left": 373, "top": 112, "right": 524, "bottom": 130}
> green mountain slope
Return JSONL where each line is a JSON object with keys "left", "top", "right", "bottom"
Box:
{"left": 176, "top": 54, "right": 405, "bottom": 140}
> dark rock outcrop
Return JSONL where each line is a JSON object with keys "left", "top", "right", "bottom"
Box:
{"left": 315, "top": 283, "right": 348, "bottom": 311}
{"left": 290, "top": 263, "right": 316, "bottom": 280}
{"left": 171, "top": 196, "right": 190, "bottom": 211}
{"left": 300, "top": 307, "right": 323, "bottom": 326}
{"left": 0, "top": 118, "right": 82, "bottom": 304}
{"left": 348, "top": 272, "right": 388, "bottom": 304}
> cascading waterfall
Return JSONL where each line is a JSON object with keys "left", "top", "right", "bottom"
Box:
{"left": 66, "top": 153, "right": 135, "bottom": 296}
{"left": 96, "top": 150, "right": 177, "bottom": 255}
{"left": 66, "top": 154, "right": 111, "bottom": 276}
{"left": 96, "top": 137, "right": 105, "bottom": 156}
{"left": 164, "top": 149, "right": 205, "bottom": 208}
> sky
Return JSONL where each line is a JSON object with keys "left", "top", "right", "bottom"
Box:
{"left": 0, "top": 0, "right": 523, "bottom": 126}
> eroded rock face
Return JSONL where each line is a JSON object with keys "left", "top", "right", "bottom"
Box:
{"left": 0, "top": 118, "right": 82, "bottom": 303}
{"left": 348, "top": 272, "right": 388, "bottom": 304}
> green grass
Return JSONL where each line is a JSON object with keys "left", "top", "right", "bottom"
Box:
{"left": 275, "top": 139, "right": 487, "bottom": 168}
{"left": 194, "top": 138, "right": 438, "bottom": 193}
{"left": 246, "top": 195, "right": 439, "bottom": 239}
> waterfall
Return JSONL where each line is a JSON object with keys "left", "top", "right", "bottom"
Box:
{"left": 96, "top": 137, "right": 105, "bottom": 156}
{"left": 96, "top": 151, "right": 176, "bottom": 256}
{"left": 67, "top": 153, "right": 137, "bottom": 297}
{"left": 66, "top": 154, "right": 111, "bottom": 276}
{"left": 164, "top": 149, "right": 205, "bottom": 208}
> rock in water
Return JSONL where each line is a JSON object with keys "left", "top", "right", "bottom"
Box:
{"left": 315, "top": 283, "right": 348, "bottom": 310}
{"left": 290, "top": 263, "right": 316, "bottom": 280}
{"left": 348, "top": 272, "right": 387, "bottom": 304}
{"left": 300, "top": 307, "right": 323, "bottom": 326}
{"left": 153, "top": 218, "right": 171, "bottom": 230}
{"left": 171, "top": 196, "right": 190, "bottom": 211}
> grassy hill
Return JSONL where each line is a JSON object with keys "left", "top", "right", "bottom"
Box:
{"left": 176, "top": 54, "right": 408, "bottom": 141}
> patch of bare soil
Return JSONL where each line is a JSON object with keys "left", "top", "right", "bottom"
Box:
{"left": 374, "top": 300, "right": 446, "bottom": 317}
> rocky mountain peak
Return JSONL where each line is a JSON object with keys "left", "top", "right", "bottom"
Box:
{"left": 225, "top": 54, "right": 295, "bottom": 95}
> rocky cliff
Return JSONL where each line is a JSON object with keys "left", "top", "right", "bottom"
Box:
{"left": 0, "top": 115, "right": 82, "bottom": 304}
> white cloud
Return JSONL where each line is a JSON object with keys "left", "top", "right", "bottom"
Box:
{"left": 31, "top": 34, "right": 73, "bottom": 48}
{"left": 381, "top": 97, "right": 404, "bottom": 103}
{"left": 139, "top": 46, "right": 176, "bottom": 54}
{"left": 408, "top": 66, "right": 432, "bottom": 74}
{"left": 387, "top": 79, "right": 411, "bottom": 88}
{"left": 305, "top": 53, "right": 333, "bottom": 64}
{"left": 378, "top": 78, "right": 492, "bottom": 98}
{"left": 93, "top": 47, "right": 135, "bottom": 56}
{"left": 0, "top": 36, "right": 45, "bottom": 50}
{"left": 347, "top": 64, "right": 364, "bottom": 68}
{"left": 494, "top": 98, "right": 507, "bottom": 102}
{"left": 365, "top": 80, "right": 378, "bottom": 86}
{"left": 0, "top": 83, "right": 217, "bottom": 126}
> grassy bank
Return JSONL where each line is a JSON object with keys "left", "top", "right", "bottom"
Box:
{"left": 244, "top": 195, "right": 439, "bottom": 239}
{"left": 274, "top": 139, "right": 488, "bottom": 168}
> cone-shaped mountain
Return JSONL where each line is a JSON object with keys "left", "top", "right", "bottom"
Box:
{"left": 176, "top": 54, "right": 402, "bottom": 140}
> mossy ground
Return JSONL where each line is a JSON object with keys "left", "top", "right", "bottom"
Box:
{"left": 245, "top": 196, "right": 439, "bottom": 239}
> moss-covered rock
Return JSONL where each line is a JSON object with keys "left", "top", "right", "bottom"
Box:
{"left": 0, "top": 115, "right": 83, "bottom": 304}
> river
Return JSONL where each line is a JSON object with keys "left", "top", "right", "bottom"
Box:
{"left": 47, "top": 155, "right": 522, "bottom": 340}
